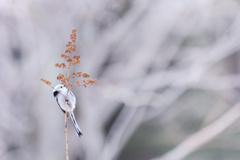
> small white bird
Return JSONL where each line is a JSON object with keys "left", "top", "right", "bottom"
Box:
{"left": 53, "top": 84, "right": 83, "bottom": 137}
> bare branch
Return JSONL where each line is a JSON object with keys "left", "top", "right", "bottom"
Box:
{"left": 152, "top": 101, "right": 240, "bottom": 160}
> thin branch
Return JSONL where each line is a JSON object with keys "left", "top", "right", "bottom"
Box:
{"left": 152, "top": 101, "right": 240, "bottom": 160}
{"left": 64, "top": 65, "right": 70, "bottom": 160}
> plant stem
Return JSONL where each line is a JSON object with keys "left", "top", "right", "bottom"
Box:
{"left": 65, "top": 65, "right": 70, "bottom": 160}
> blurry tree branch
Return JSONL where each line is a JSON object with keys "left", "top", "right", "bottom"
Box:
{"left": 152, "top": 101, "right": 240, "bottom": 160}
{"left": 97, "top": 106, "right": 145, "bottom": 160}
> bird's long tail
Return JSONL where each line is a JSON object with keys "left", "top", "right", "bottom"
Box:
{"left": 69, "top": 112, "right": 83, "bottom": 137}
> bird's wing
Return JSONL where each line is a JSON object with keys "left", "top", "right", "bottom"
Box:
{"left": 56, "top": 97, "right": 66, "bottom": 114}
{"left": 69, "top": 91, "right": 76, "bottom": 106}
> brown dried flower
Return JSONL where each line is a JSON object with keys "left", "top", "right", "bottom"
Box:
{"left": 66, "top": 41, "right": 72, "bottom": 47}
{"left": 75, "top": 80, "right": 81, "bottom": 86}
{"left": 66, "top": 58, "right": 73, "bottom": 63}
{"left": 61, "top": 54, "right": 67, "bottom": 59}
{"left": 76, "top": 72, "right": 82, "bottom": 77}
{"left": 60, "top": 63, "right": 66, "bottom": 69}
{"left": 82, "top": 73, "right": 90, "bottom": 78}
{"left": 40, "top": 78, "right": 52, "bottom": 85}
{"left": 57, "top": 73, "right": 65, "bottom": 80}
{"left": 69, "top": 59, "right": 81, "bottom": 66}
{"left": 87, "top": 79, "right": 98, "bottom": 85}
{"left": 70, "top": 29, "right": 77, "bottom": 43}
{"left": 61, "top": 77, "right": 67, "bottom": 85}
{"left": 41, "top": 28, "right": 98, "bottom": 91}
{"left": 54, "top": 63, "right": 66, "bottom": 69}
{"left": 76, "top": 59, "right": 80, "bottom": 64}
{"left": 73, "top": 55, "right": 80, "bottom": 59}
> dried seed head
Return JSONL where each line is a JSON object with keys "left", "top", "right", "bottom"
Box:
{"left": 41, "top": 28, "right": 98, "bottom": 90}
{"left": 73, "top": 55, "right": 80, "bottom": 59}
{"left": 61, "top": 54, "right": 67, "bottom": 59}
{"left": 57, "top": 73, "right": 65, "bottom": 80}
{"left": 82, "top": 73, "right": 90, "bottom": 78}
{"left": 64, "top": 29, "right": 77, "bottom": 54}
{"left": 75, "top": 80, "right": 81, "bottom": 86}
{"left": 71, "top": 47, "right": 76, "bottom": 52}
{"left": 66, "top": 58, "right": 73, "bottom": 63}
{"left": 87, "top": 78, "right": 98, "bottom": 85}
{"left": 59, "top": 63, "right": 66, "bottom": 69}
{"left": 69, "top": 59, "right": 81, "bottom": 66}
{"left": 72, "top": 28, "right": 76, "bottom": 33}
{"left": 64, "top": 48, "right": 70, "bottom": 53}
{"left": 40, "top": 78, "right": 52, "bottom": 85}
{"left": 61, "top": 78, "right": 67, "bottom": 85}
{"left": 70, "top": 29, "right": 77, "bottom": 42}
{"left": 76, "top": 72, "right": 82, "bottom": 77}
{"left": 66, "top": 41, "right": 72, "bottom": 47}
{"left": 75, "top": 59, "right": 81, "bottom": 64}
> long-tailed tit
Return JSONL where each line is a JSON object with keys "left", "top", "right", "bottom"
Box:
{"left": 53, "top": 84, "right": 83, "bottom": 137}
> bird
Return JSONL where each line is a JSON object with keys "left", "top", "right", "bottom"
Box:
{"left": 53, "top": 84, "right": 83, "bottom": 137}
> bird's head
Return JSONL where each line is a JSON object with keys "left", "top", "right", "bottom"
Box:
{"left": 53, "top": 84, "right": 66, "bottom": 97}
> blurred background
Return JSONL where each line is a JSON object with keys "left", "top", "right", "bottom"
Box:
{"left": 2, "top": 0, "right": 240, "bottom": 160}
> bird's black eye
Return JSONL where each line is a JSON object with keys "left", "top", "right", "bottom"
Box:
{"left": 61, "top": 86, "right": 63, "bottom": 88}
